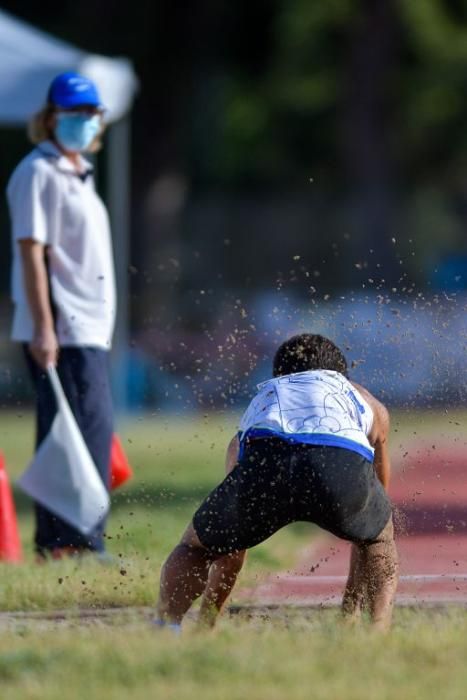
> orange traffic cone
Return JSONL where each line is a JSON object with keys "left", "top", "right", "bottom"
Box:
{"left": 0, "top": 452, "right": 22, "bottom": 562}
{"left": 110, "top": 435, "right": 133, "bottom": 491}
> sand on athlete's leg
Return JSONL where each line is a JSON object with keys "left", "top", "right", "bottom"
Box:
{"left": 342, "top": 543, "right": 367, "bottom": 623}
{"left": 156, "top": 524, "right": 215, "bottom": 625}
{"left": 198, "top": 550, "right": 247, "bottom": 627}
{"left": 363, "top": 518, "right": 399, "bottom": 631}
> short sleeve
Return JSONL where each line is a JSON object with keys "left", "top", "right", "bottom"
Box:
{"left": 6, "top": 157, "right": 52, "bottom": 245}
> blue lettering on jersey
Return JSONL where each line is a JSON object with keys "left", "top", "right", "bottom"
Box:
{"left": 346, "top": 389, "right": 365, "bottom": 427}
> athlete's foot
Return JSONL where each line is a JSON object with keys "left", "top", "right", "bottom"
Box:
{"left": 341, "top": 609, "right": 362, "bottom": 626}
{"left": 151, "top": 618, "right": 182, "bottom": 635}
{"left": 341, "top": 585, "right": 366, "bottom": 625}
{"left": 197, "top": 602, "right": 221, "bottom": 629}
{"left": 370, "top": 611, "right": 393, "bottom": 633}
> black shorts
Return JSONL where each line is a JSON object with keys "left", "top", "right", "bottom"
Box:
{"left": 193, "top": 437, "right": 392, "bottom": 555}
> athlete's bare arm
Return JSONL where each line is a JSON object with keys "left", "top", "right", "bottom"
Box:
{"left": 224, "top": 434, "right": 240, "bottom": 472}
{"left": 351, "top": 382, "right": 391, "bottom": 490}
{"left": 198, "top": 434, "right": 246, "bottom": 627}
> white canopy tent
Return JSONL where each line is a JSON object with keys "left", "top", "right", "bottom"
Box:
{"left": 0, "top": 8, "right": 138, "bottom": 409}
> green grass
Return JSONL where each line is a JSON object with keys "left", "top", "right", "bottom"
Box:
{"left": 0, "top": 411, "right": 315, "bottom": 611}
{"left": 1, "top": 407, "right": 466, "bottom": 611}
{"left": 1, "top": 608, "right": 467, "bottom": 699}
{"left": 0, "top": 407, "right": 465, "bottom": 613}
{"left": 1, "top": 409, "right": 467, "bottom": 699}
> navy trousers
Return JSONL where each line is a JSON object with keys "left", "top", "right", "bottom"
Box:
{"left": 24, "top": 347, "right": 113, "bottom": 554}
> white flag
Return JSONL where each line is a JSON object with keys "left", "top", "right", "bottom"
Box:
{"left": 18, "top": 365, "right": 110, "bottom": 535}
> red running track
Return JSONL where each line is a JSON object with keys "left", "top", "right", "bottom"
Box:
{"left": 240, "top": 445, "right": 467, "bottom": 606}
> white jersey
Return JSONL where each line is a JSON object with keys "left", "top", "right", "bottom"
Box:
{"left": 239, "top": 370, "right": 375, "bottom": 462}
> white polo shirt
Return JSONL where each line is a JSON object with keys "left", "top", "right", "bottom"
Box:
{"left": 7, "top": 141, "right": 116, "bottom": 349}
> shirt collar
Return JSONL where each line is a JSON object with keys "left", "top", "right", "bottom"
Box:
{"left": 37, "top": 140, "right": 93, "bottom": 176}
{"left": 256, "top": 369, "right": 338, "bottom": 390}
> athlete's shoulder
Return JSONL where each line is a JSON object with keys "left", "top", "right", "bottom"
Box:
{"left": 351, "top": 381, "right": 388, "bottom": 411}
{"left": 351, "top": 381, "right": 389, "bottom": 435}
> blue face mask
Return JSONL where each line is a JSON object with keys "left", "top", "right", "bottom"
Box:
{"left": 55, "top": 113, "right": 101, "bottom": 152}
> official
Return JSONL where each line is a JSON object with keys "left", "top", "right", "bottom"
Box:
{"left": 7, "top": 72, "right": 116, "bottom": 560}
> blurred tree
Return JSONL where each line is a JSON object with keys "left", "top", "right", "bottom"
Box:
{"left": 2, "top": 0, "right": 467, "bottom": 300}
{"left": 398, "top": 0, "right": 467, "bottom": 175}
{"left": 3, "top": 1, "right": 467, "bottom": 189}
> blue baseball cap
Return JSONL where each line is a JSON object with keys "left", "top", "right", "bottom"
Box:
{"left": 47, "top": 71, "right": 103, "bottom": 110}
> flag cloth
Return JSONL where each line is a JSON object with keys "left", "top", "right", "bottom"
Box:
{"left": 17, "top": 365, "right": 110, "bottom": 535}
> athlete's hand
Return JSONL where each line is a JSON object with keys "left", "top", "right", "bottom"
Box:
{"left": 29, "top": 326, "right": 59, "bottom": 370}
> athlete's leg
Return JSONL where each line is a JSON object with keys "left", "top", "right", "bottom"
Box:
{"left": 156, "top": 523, "right": 217, "bottom": 624}
{"left": 197, "top": 437, "right": 248, "bottom": 627}
{"left": 198, "top": 550, "right": 247, "bottom": 627}
{"left": 364, "top": 517, "right": 398, "bottom": 630}
{"left": 345, "top": 517, "right": 398, "bottom": 631}
{"left": 157, "top": 439, "right": 293, "bottom": 626}
{"left": 157, "top": 528, "right": 247, "bottom": 627}
{"left": 342, "top": 543, "right": 367, "bottom": 622}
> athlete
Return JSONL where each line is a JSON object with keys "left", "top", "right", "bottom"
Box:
{"left": 155, "top": 334, "right": 398, "bottom": 631}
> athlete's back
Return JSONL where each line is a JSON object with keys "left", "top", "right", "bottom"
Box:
{"left": 239, "top": 369, "right": 374, "bottom": 461}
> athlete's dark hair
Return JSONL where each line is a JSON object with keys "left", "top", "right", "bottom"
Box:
{"left": 273, "top": 334, "right": 348, "bottom": 377}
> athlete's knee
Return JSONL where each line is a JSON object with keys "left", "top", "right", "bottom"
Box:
{"left": 354, "top": 515, "right": 397, "bottom": 560}
{"left": 177, "top": 522, "right": 224, "bottom": 564}
{"left": 179, "top": 521, "right": 206, "bottom": 548}
{"left": 369, "top": 515, "right": 395, "bottom": 546}
{"left": 365, "top": 517, "right": 398, "bottom": 576}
